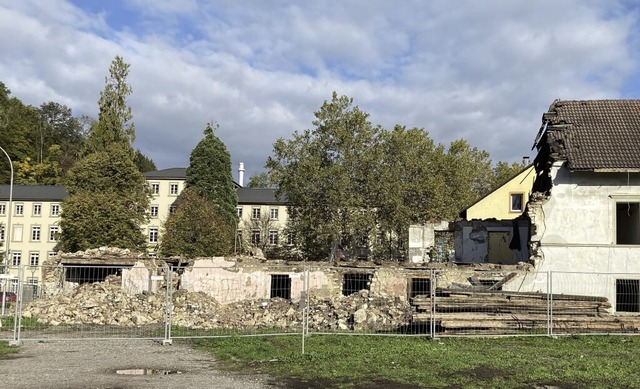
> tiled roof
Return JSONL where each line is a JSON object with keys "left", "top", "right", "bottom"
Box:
{"left": 0, "top": 185, "right": 68, "bottom": 201}
{"left": 541, "top": 99, "right": 640, "bottom": 171}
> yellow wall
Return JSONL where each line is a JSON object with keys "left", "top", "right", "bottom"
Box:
{"left": 464, "top": 166, "right": 535, "bottom": 220}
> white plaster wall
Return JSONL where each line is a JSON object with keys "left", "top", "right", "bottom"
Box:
{"left": 524, "top": 164, "right": 640, "bottom": 308}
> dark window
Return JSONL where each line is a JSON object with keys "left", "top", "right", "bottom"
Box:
{"left": 410, "top": 278, "right": 431, "bottom": 299}
{"left": 270, "top": 274, "right": 291, "bottom": 300}
{"left": 616, "top": 202, "right": 640, "bottom": 244}
{"left": 342, "top": 273, "right": 371, "bottom": 296}
{"left": 616, "top": 279, "right": 640, "bottom": 312}
{"left": 510, "top": 193, "right": 524, "bottom": 212}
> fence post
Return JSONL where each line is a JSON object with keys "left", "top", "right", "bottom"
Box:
{"left": 163, "top": 266, "right": 173, "bottom": 345}
{"left": 10, "top": 265, "right": 24, "bottom": 345}
{"left": 430, "top": 269, "right": 436, "bottom": 339}
{"left": 547, "top": 271, "right": 553, "bottom": 337}
{"left": 301, "top": 266, "right": 309, "bottom": 355}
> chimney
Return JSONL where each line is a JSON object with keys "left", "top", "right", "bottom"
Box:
{"left": 238, "top": 162, "right": 245, "bottom": 187}
{"left": 522, "top": 156, "right": 530, "bottom": 166}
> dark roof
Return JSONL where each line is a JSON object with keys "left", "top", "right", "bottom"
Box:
{"left": 237, "top": 188, "right": 286, "bottom": 205}
{"left": 143, "top": 168, "right": 187, "bottom": 179}
{"left": 538, "top": 99, "right": 640, "bottom": 171}
{"left": 0, "top": 185, "right": 68, "bottom": 201}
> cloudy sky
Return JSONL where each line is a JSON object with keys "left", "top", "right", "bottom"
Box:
{"left": 1, "top": 0, "right": 639, "bottom": 182}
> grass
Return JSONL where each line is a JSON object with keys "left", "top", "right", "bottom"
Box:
{"left": 192, "top": 335, "right": 640, "bottom": 388}
{"left": 0, "top": 341, "right": 19, "bottom": 358}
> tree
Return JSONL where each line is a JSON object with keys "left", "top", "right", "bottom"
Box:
{"left": 185, "top": 122, "right": 238, "bottom": 219}
{"left": 247, "top": 172, "right": 275, "bottom": 188}
{"left": 492, "top": 161, "right": 525, "bottom": 189}
{"left": 38, "top": 101, "right": 86, "bottom": 177}
{"left": 58, "top": 57, "right": 150, "bottom": 252}
{"left": 266, "top": 93, "right": 380, "bottom": 259}
{"left": 134, "top": 149, "right": 157, "bottom": 173}
{"left": 84, "top": 56, "right": 135, "bottom": 155}
{"left": 161, "top": 122, "right": 238, "bottom": 257}
{"left": 160, "top": 189, "right": 235, "bottom": 257}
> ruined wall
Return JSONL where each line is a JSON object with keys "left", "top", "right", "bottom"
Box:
{"left": 408, "top": 222, "right": 452, "bottom": 263}
{"left": 519, "top": 162, "right": 640, "bottom": 306}
{"left": 453, "top": 220, "right": 530, "bottom": 264}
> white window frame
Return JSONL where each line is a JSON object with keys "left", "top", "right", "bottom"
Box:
{"left": 237, "top": 207, "right": 243, "bottom": 218}
{"left": 509, "top": 193, "right": 524, "bottom": 212}
{"left": 270, "top": 208, "right": 279, "bottom": 220}
{"left": 11, "top": 251, "right": 21, "bottom": 267}
{"left": 29, "top": 252, "right": 39, "bottom": 267}
{"left": 0, "top": 225, "right": 4, "bottom": 241}
{"left": 150, "top": 205, "right": 159, "bottom": 218}
{"left": 0, "top": 203, "right": 5, "bottom": 215}
{"left": 50, "top": 204, "right": 60, "bottom": 216}
{"left": 169, "top": 183, "right": 179, "bottom": 196}
{"left": 33, "top": 203, "right": 42, "bottom": 216}
{"left": 251, "top": 230, "right": 260, "bottom": 245}
{"left": 31, "top": 225, "right": 41, "bottom": 241}
{"left": 49, "top": 225, "right": 59, "bottom": 242}
{"left": 15, "top": 203, "right": 24, "bottom": 216}
{"left": 268, "top": 230, "right": 279, "bottom": 245}
{"left": 151, "top": 182, "right": 160, "bottom": 195}
{"left": 149, "top": 227, "right": 159, "bottom": 243}
{"left": 252, "top": 207, "right": 261, "bottom": 220}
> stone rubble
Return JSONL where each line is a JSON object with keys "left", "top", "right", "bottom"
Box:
{"left": 23, "top": 278, "right": 413, "bottom": 332}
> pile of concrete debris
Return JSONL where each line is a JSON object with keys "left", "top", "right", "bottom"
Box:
{"left": 22, "top": 279, "right": 412, "bottom": 332}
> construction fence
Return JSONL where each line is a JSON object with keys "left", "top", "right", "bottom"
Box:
{"left": 1, "top": 263, "right": 640, "bottom": 346}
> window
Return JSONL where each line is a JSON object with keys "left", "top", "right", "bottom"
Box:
{"left": 237, "top": 207, "right": 243, "bottom": 218}
{"left": 268, "top": 230, "right": 279, "bottom": 245}
{"left": 169, "top": 183, "right": 179, "bottom": 195}
{"left": 410, "top": 278, "right": 431, "bottom": 299}
{"left": 29, "top": 252, "right": 39, "bottom": 267}
{"left": 251, "top": 230, "right": 260, "bottom": 245}
{"left": 49, "top": 226, "right": 59, "bottom": 242}
{"left": 31, "top": 226, "right": 41, "bottom": 241}
{"left": 50, "top": 204, "right": 60, "bottom": 216}
{"left": 510, "top": 193, "right": 524, "bottom": 212}
{"left": 270, "top": 275, "right": 291, "bottom": 300}
{"left": 11, "top": 251, "right": 21, "bottom": 266}
{"left": 270, "top": 208, "right": 279, "bottom": 220}
{"left": 150, "top": 205, "right": 159, "bottom": 217}
{"left": 12, "top": 225, "right": 23, "bottom": 242}
{"left": 151, "top": 183, "right": 160, "bottom": 195}
{"left": 0, "top": 203, "right": 5, "bottom": 215}
{"left": 33, "top": 204, "right": 41, "bottom": 216}
{"left": 342, "top": 273, "right": 372, "bottom": 296}
{"left": 617, "top": 202, "right": 640, "bottom": 244}
{"left": 252, "top": 207, "right": 261, "bottom": 219}
{"left": 286, "top": 232, "right": 295, "bottom": 245}
{"left": 15, "top": 204, "right": 23, "bottom": 216}
{"left": 169, "top": 204, "right": 177, "bottom": 214}
{"left": 0, "top": 225, "right": 4, "bottom": 241}
{"left": 149, "top": 227, "right": 159, "bottom": 243}
{"left": 48, "top": 251, "right": 57, "bottom": 259}
{"left": 616, "top": 279, "right": 639, "bottom": 312}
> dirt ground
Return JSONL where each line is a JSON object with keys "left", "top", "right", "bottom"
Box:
{"left": 0, "top": 339, "right": 282, "bottom": 389}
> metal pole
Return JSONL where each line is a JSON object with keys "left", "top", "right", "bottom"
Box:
{"left": 0, "top": 146, "right": 13, "bottom": 272}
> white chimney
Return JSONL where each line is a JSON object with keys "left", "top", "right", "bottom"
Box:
{"left": 238, "top": 162, "right": 245, "bottom": 187}
{"left": 522, "top": 156, "right": 530, "bottom": 166}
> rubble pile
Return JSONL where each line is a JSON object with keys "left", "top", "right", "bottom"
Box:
{"left": 23, "top": 280, "right": 412, "bottom": 332}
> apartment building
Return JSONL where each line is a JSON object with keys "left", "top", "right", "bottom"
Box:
{"left": 0, "top": 166, "right": 288, "bottom": 287}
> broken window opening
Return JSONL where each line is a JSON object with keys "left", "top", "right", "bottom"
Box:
{"left": 270, "top": 274, "right": 291, "bottom": 300}
{"left": 64, "top": 266, "right": 122, "bottom": 284}
{"left": 616, "top": 202, "right": 640, "bottom": 244}
{"left": 432, "top": 231, "right": 454, "bottom": 262}
{"left": 616, "top": 279, "right": 640, "bottom": 313}
{"left": 477, "top": 279, "right": 502, "bottom": 291}
{"left": 409, "top": 278, "right": 431, "bottom": 299}
{"left": 342, "top": 273, "right": 371, "bottom": 296}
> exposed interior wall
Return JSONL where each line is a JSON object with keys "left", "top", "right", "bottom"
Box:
{"left": 408, "top": 222, "right": 452, "bottom": 263}
{"left": 453, "top": 220, "right": 529, "bottom": 264}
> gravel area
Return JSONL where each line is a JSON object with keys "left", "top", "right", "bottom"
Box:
{"left": 0, "top": 339, "right": 281, "bottom": 389}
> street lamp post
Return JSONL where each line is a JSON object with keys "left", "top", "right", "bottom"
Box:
{"left": 0, "top": 146, "right": 13, "bottom": 271}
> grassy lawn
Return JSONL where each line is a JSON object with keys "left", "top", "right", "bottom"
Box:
{"left": 193, "top": 335, "right": 640, "bottom": 388}
{"left": 0, "top": 341, "right": 19, "bottom": 358}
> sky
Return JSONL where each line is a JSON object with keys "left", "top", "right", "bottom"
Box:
{"left": 1, "top": 0, "right": 639, "bottom": 183}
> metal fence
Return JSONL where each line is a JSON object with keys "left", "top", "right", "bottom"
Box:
{"left": 2, "top": 264, "right": 640, "bottom": 345}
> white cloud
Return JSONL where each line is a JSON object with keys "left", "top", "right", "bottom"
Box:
{"left": 0, "top": 0, "right": 638, "bottom": 179}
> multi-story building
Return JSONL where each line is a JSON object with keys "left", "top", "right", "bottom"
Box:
{"left": 0, "top": 165, "right": 288, "bottom": 288}
{"left": 0, "top": 185, "right": 66, "bottom": 291}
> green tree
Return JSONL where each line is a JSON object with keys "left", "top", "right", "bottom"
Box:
{"left": 160, "top": 189, "right": 235, "bottom": 257}
{"left": 84, "top": 56, "right": 135, "bottom": 155}
{"left": 491, "top": 161, "right": 525, "bottom": 189}
{"left": 185, "top": 122, "right": 238, "bottom": 219}
{"left": 38, "top": 101, "right": 86, "bottom": 177}
{"left": 58, "top": 57, "right": 149, "bottom": 252}
{"left": 161, "top": 122, "right": 238, "bottom": 257}
{"left": 134, "top": 149, "right": 157, "bottom": 173}
{"left": 267, "top": 92, "right": 380, "bottom": 259}
{"left": 247, "top": 172, "right": 275, "bottom": 188}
